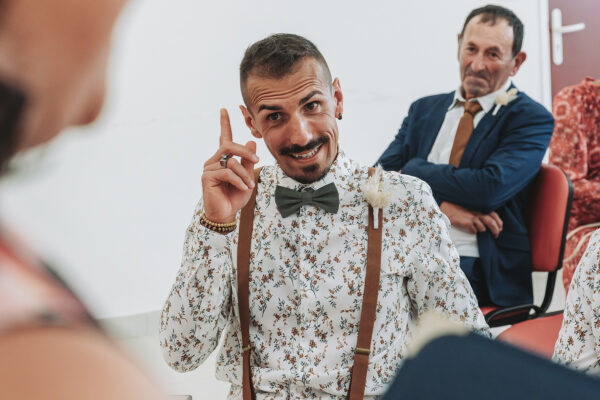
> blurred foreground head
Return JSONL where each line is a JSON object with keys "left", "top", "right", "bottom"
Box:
{"left": 0, "top": 2, "right": 169, "bottom": 398}
{"left": 0, "top": 0, "right": 127, "bottom": 169}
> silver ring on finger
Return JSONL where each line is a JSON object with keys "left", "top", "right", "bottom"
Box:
{"left": 219, "top": 153, "right": 231, "bottom": 169}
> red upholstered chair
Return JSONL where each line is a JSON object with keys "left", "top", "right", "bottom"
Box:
{"left": 482, "top": 164, "right": 573, "bottom": 327}
{"left": 497, "top": 311, "right": 564, "bottom": 358}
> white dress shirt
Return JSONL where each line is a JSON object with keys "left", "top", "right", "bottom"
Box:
{"left": 427, "top": 80, "right": 512, "bottom": 257}
{"left": 159, "top": 151, "right": 489, "bottom": 399}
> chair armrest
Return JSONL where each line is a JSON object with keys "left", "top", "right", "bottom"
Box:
{"left": 484, "top": 304, "right": 542, "bottom": 327}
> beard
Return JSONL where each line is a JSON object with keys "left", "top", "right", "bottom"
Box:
{"left": 293, "top": 163, "right": 332, "bottom": 184}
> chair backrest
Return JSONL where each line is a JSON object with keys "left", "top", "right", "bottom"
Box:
{"left": 482, "top": 165, "right": 573, "bottom": 326}
{"left": 524, "top": 164, "right": 573, "bottom": 273}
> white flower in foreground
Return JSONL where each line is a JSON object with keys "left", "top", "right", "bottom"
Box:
{"left": 492, "top": 88, "right": 518, "bottom": 116}
{"left": 362, "top": 165, "right": 392, "bottom": 229}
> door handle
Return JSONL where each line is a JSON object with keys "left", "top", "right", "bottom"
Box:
{"left": 551, "top": 8, "right": 586, "bottom": 66}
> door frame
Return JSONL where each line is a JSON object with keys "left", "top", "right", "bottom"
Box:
{"left": 538, "top": 0, "right": 552, "bottom": 110}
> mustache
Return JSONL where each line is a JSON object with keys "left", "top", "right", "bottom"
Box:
{"left": 280, "top": 136, "right": 329, "bottom": 156}
{"left": 465, "top": 68, "right": 490, "bottom": 81}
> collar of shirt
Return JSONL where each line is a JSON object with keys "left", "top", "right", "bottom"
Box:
{"left": 448, "top": 79, "right": 513, "bottom": 113}
{"left": 275, "top": 148, "right": 352, "bottom": 200}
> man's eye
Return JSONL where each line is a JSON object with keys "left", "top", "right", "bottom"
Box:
{"left": 267, "top": 112, "right": 281, "bottom": 121}
{"left": 305, "top": 101, "right": 318, "bottom": 111}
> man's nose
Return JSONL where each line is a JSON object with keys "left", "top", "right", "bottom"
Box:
{"left": 471, "top": 54, "right": 487, "bottom": 71}
{"left": 288, "top": 114, "right": 312, "bottom": 145}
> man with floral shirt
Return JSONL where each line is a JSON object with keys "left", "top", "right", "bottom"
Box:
{"left": 160, "top": 33, "right": 488, "bottom": 399}
{"left": 554, "top": 229, "right": 600, "bottom": 374}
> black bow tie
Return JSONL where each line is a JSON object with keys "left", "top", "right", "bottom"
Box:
{"left": 275, "top": 183, "right": 339, "bottom": 218}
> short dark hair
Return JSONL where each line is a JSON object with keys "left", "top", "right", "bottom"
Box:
{"left": 460, "top": 4, "right": 524, "bottom": 58}
{"left": 239, "top": 33, "right": 332, "bottom": 105}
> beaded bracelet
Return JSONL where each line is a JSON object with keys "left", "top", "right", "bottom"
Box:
{"left": 200, "top": 212, "right": 238, "bottom": 233}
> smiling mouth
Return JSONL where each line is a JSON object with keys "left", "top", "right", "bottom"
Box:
{"left": 289, "top": 143, "right": 322, "bottom": 159}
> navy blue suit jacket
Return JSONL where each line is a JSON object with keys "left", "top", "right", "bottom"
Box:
{"left": 383, "top": 333, "right": 600, "bottom": 400}
{"left": 377, "top": 88, "right": 554, "bottom": 306}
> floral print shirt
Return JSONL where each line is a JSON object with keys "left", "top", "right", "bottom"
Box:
{"left": 554, "top": 228, "right": 600, "bottom": 373}
{"left": 549, "top": 77, "right": 600, "bottom": 290}
{"left": 160, "top": 151, "right": 489, "bottom": 399}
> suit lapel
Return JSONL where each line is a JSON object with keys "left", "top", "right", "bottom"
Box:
{"left": 460, "top": 85, "right": 518, "bottom": 167}
{"left": 419, "top": 93, "right": 454, "bottom": 157}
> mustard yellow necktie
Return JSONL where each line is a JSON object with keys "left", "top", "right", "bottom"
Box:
{"left": 448, "top": 101, "right": 482, "bottom": 167}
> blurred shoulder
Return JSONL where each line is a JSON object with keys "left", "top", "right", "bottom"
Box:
{"left": 0, "top": 325, "right": 165, "bottom": 399}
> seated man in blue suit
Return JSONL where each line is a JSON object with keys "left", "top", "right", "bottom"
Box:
{"left": 377, "top": 5, "right": 554, "bottom": 307}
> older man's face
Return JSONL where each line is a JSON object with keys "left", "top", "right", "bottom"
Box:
{"left": 458, "top": 15, "right": 526, "bottom": 100}
{"left": 240, "top": 58, "right": 343, "bottom": 184}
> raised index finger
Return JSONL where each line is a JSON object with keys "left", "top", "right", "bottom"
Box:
{"left": 219, "top": 108, "right": 233, "bottom": 146}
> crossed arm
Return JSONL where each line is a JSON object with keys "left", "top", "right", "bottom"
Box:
{"left": 439, "top": 202, "right": 503, "bottom": 237}
{"left": 379, "top": 100, "right": 554, "bottom": 237}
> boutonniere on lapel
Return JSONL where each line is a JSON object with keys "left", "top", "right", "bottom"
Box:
{"left": 362, "top": 165, "right": 391, "bottom": 230}
{"left": 492, "top": 88, "right": 518, "bottom": 116}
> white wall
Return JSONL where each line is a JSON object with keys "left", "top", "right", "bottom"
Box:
{"left": 0, "top": 0, "right": 550, "bottom": 318}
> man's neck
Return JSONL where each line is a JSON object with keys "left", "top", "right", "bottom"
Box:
{"left": 460, "top": 81, "right": 511, "bottom": 101}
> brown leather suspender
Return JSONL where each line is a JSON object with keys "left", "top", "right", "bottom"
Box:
{"left": 347, "top": 185, "right": 383, "bottom": 400}
{"left": 237, "top": 168, "right": 262, "bottom": 400}
{"left": 237, "top": 167, "right": 382, "bottom": 400}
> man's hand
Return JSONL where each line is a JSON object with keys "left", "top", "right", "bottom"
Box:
{"left": 439, "top": 201, "right": 503, "bottom": 238}
{"left": 201, "top": 109, "right": 259, "bottom": 223}
{"left": 476, "top": 211, "right": 503, "bottom": 238}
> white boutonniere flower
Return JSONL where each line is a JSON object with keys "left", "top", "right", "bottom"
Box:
{"left": 492, "top": 88, "right": 518, "bottom": 116}
{"left": 362, "top": 165, "right": 391, "bottom": 230}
